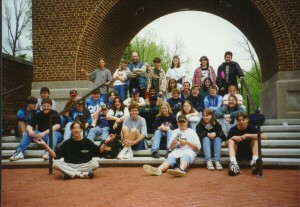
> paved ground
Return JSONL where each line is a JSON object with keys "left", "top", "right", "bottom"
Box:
{"left": 2, "top": 167, "right": 300, "bottom": 207}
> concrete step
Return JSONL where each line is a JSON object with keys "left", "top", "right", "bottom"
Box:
{"left": 264, "top": 119, "right": 300, "bottom": 125}
{"left": 261, "top": 125, "right": 300, "bottom": 132}
{"left": 3, "top": 148, "right": 299, "bottom": 159}
{"left": 2, "top": 157, "right": 300, "bottom": 168}
{"left": 1, "top": 136, "right": 103, "bottom": 143}
{"left": 264, "top": 132, "right": 300, "bottom": 140}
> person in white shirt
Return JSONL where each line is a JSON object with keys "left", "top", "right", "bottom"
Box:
{"left": 113, "top": 60, "right": 129, "bottom": 101}
{"left": 166, "top": 55, "right": 185, "bottom": 89}
{"left": 123, "top": 88, "right": 146, "bottom": 107}
{"left": 143, "top": 114, "right": 201, "bottom": 177}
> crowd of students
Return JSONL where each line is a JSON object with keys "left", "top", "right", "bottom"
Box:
{"left": 10, "top": 51, "right": 267, "bottom": 179}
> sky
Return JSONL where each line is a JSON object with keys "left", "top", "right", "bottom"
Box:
{"left": 133, "top": 11, "right": 258, "bottom": 80}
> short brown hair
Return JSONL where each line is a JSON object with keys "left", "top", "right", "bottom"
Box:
{"left": 236, "top": 112, "right": 248, "bottom": 120}
{"left": 129, "top": 103, "right": 140, "bottom": 111}
{"left": 171, "top": 88, "right": 180, "bottom": 95}
{"left": 41, "top": 98, "right": 53, "bottom": 106}
{"left": 26, "top": 96, "right": 38, "bottom": 104}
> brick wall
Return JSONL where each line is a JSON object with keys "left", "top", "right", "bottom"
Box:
{"left": 32, "top": 0, "right": 299, "bottom": 84}
{"left": 2, "top": 53, "right": 33, "bottom": 135}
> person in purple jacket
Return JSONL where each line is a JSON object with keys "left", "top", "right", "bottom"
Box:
{"left": 16, "top": 96, "right": 38, "bottom": 138}
{"left": 151, "top": 102, "right": 178, "bottom": 159}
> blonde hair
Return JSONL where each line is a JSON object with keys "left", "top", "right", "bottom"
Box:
{"left": 157, "top": 102, "right": 173, "bottom": 116}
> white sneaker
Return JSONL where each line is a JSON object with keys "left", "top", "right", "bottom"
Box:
{"left": 143, "top": 164, "right": 162, "bottom": 176}
{"left": 215, "top": 161, "right": 223, "bottom": 170}
{"left": 117, "top": 147, "right": 128, "bottom": 159}
{"left": 9, "top": 151, "right": 24, "bottom": 161}
{"left": 123, "top": 147, "right": 133, "bottom": 159}
{"left": 42, "top": 152, "right": 49, "bottom": 160}
{"left": 206, "top": 161, "right": 215, "bottom": 171}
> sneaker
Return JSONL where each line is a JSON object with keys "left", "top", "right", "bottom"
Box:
{"left": 117, "top": 147, "right": 128, "bottom": 159}
{"left": 143, "top": 164, "right": 162, "bottom": 176}
{"left": 62, "top": 172, "right": 72, "bottom": 180}
{"left": 251, "top": 159, "right": 260, "bottom": 175}
{"left": 215, "top": 161, "right": 223, "bottom": 171}
{"left": 152, "top": 151, "right": 160, "bottom": 159}
{"left": 123, "top": 147, "right": 133, "bottom": 159}
{"left": 167, "top": 168, "right": 186, "bottom": 177}
{"left": 228, "top": 162, "right": 240, "bottom": 176}
{"left": 42, "top": 152, "right": 49, "bottom": 160}
{"left": 9, "top": 151, "right": 24, "bottom": 161}
{"left": 79, "top": 171, "right": 94, "bottom": 179}
{"left": 206, "top": 161, "right": 215, "bottom": 171}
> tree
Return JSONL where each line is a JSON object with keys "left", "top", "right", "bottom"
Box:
{"left": 236, "top": 35, "right": 262, "bottom": 113}
{"left": 123, "top": 29, "right": 172, "bottom": 72}
{"left": 2, "top": 0, "right": 31, "bottom": 57}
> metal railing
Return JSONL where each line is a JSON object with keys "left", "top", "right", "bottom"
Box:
{"left": 48, "top": 83, "right": 106, "bottom": 174}
{"left": 240, "top": 78, "right": 263, "bottom": 176}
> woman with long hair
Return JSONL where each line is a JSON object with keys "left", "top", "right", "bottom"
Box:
{"left": 166, "top": 55, "right": 185, "bottom": 89}
{"left": 196, "top": 108, "right": 225, "bottom": 170}
{"left": 176, "top": 100, "right": 200, "bottom": 130}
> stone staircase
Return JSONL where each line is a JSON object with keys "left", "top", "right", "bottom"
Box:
{"left": 2, "top": 119, "right": 300, "bottom": 168}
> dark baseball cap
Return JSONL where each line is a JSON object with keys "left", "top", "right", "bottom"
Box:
{"left": 132, "top": 88, "right": 139, "bottom": 94}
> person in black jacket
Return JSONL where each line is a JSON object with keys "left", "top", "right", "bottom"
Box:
{"left": 35, "top": 121, "right": 100, "bottom": 180}
{"left": 196, "top": 108, "right": 226, "bottom": 171}
{"left": 216, "top": 51, "right": 244, "bottom": 96}
{"left": 151, "top": 102, "right": 177, "bottom": 158}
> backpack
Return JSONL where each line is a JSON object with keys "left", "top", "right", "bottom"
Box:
{"left": 99, "top": 135, "right": 122, "bottom": 159}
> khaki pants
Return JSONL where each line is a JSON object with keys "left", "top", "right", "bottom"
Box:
{"left": 53, "top": 159, "right": 99, "bottom": 178}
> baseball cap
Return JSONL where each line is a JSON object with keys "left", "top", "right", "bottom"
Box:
{"left": 75, "top": 97, "right": 84, "bottom": 104}
{"left": 177, "top": 115, "right": 188, "bottom": 122}
{"left": 101, "top": 104, "right": 109, "bottom": 110}
{"left": 70, "top": 90, "right": 78, "bottom": 97}
{"left": 132, "top": 88, "right": 139, "bottom": 95}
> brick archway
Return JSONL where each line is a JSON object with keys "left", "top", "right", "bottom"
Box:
{"left": 32, "top": 0, "right": 300, "bottom": 118}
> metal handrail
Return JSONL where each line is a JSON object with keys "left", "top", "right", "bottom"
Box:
{"left": 48, "top": 83, "right": 107, "bottom": 174}
{"left": 240, "top": 78, "right": 263, "bottom": 176}
{"left": 2, "top": 85, "right": 24, "bottom": 96}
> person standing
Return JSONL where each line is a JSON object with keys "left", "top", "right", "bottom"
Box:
{"left": 126, "top": 52, "right": 147, "bottom": 98}
{"left": 146, "top": 57, "right": 167, "bottom": 98}
{"left": 166, "top": 55, "right": 185, "bottom": 89}
{"left": 192, "top": 56, "right": 217, "bottom": 87}
{"left": 81, "top": 57, "right": 112, "bottom": 102}
{"left": 113, "top": 60, "right": 129, "bottom": 101}
{"left": 216, "top": 51, "right": 244, "bottom": 96}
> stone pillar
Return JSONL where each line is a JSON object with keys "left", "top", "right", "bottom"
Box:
{"left": 261, "top": 71, "right": 300, "bottom": 119}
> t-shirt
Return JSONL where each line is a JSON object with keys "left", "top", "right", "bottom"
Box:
{"left": 123, "top": 97, "right": 146, "bottom": 107}
{"left": 226, "top": 125, "right": 258, "bottom": 141}
{"left": 151, "top": 69, "right": 161, "bottom": 92}
{"left": 168, "top": 128, "right": 201, "bottom": 161}
{"left": 55, "top": 138, "right": 100, "bottom": 164}
{"left": 123, "top": 116, "right": 147, "bottom": 138}
{"left": 85, "top": 97, "right": 105, "bottom": 115}
{"left": 113, "top": 69, "right": 127, "bottom": 86}
{"left": 107, "top": 107, "right": 129, "bottom": 118}
{"left": 89, "top": 68, "right": 112, "bottom": 94}
{"left": 201, "top": 67, "right": 209, "bottom": 83}
{"left": 166, "top": 67, "right": 185, "bottom": 88}
{"left": 30, "top": 110, "right": 61, "bottom": 132}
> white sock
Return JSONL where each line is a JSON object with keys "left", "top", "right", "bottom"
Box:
{"left": 252, "top": 155, "right": 258, "bottom": 161}
{"left": 230, "top": 156, "right": 237, "bottom": 164}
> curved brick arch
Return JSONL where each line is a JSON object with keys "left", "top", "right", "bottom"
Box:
{"left": 74, "top": 0, "right": 298, "bottom": 83}
{"left": 32, "top": 0, "right": 299, "bottom": 118}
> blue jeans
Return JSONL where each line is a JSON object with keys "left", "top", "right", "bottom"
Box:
{"left": 17, "top": 130, "right": 63, "bottom": 153}
{"left": 114, "top": 85, "right": 127, "bottom": 101}
{"left": 189, "top": 121, "right": 199, "bottom": 130}
{"left": 165, "top": 154, "right": 192, "bottom": 168}
{"left": 151, "top": 129, "right": 172, "bottom": 153}
{"left": 100, "top": 94, "right": 108, "bottom": 103}
{"left": 202, "top": 136, "right": 222, "bottom": 162}
{"left": 87, "top": 126, "right": 109, "bottom": 141}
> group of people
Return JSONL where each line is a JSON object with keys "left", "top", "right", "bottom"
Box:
{"left": 10, "top": 51, "right": 266, "bottom": 179}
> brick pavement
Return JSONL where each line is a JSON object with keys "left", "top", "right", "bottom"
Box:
{"left": 2, "top": 167, "right": 300, "bottom": 207}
